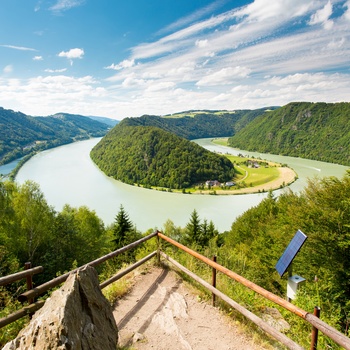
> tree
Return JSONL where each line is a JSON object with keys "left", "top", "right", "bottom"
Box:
{"left": 112, "top": 205, "right": 141, "bottom": 264}
{"left": 185, "top": 209, "right": 201, "bottom": 245}
{"left": 9, "top": 181, "right": 54, "bottom": 265}
{"left": 113, "top": 205, "right": 133, "bottom": 249}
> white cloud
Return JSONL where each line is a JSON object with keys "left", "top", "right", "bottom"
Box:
{"left": 58, "top": 48, "right": 84, "bottom": 59}
{"left": 1, "top": 45, "right": 37, "bottom": 51}
{"left": 121, "top": 75, "right": 147, "bottom": 88}
{"left": 58, "top": 48, "right": 84, "bottom": 65}
{"left": 105, "top": 59, "right": 135, "bottom": 71}
{"left": 3, "top": 0, "right": 350, "bottom": 119}
{"left": 343, "top": 1, "right": 350, "bottom": 20}
{"left": 45, "top": 68, "right": 67, "bottom": 73}
{"left": 195, "top": 39, "right": 208, "bottom": 48}
{"left": 235, "top": 0, "right": 314, "bottom": 22}
{"left": 33, "top": 56, "right": 43, "bottom": 61}
{"left": 50, "top": 0, "right": 85, "bottom": 13}
{"left": 3, "top": 65, "right": 13, "bottom": 74}
{"left": 146, "top": 81, "right": 176, "bottom": 92}
{"left": 309, "top": 1, "right": 334, "bottom": 29}
{"left": 196, "top": 66, "right": 251, "bottom": 86}
{"left": 158, "top": 0, "right": 228, "bottom": 35}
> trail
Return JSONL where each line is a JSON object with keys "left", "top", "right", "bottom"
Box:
{"left": 113, "top": 266, "right": 267, "bottom": 350}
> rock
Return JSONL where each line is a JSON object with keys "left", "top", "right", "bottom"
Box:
{"left": 133, "top": 332, "right": 145, "bottom": 343}
{"left": 3, "top": 266, "right": 118, "bottom": 350}
{"left": 261, "top": 307, "right": 290, "bottom": 333}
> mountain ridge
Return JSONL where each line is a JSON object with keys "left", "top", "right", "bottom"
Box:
{"left": 228, "top": 102, "right": 350, "bottom": 166}
{"left": 0, "top": 107, "right": 114, "bottom": 165}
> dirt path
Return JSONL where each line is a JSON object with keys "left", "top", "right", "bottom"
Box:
{"left": 113, "top": 266, "right": 265, "bottom": 350}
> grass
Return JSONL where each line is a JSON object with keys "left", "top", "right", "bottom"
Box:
{"left": 211, "top": 137, "right": 229, "bottom": 146}
{"left": 139, "top": 137, "right": 289, "bottom": 194}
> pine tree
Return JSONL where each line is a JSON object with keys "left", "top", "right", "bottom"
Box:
{"left": 113, "top": 205, "right": 133, "bottom": 249}
{"left": 185, "top": 209, "right": 202, "bottom": 245}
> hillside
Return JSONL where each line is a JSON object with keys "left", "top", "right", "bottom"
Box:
{"left": 0, "top": 108, "right": 111, "bottom": 165}
{"left": 90, "top": 124, "right": 234, "bottom": 189}
{"left": 228, "top": 102, "right": 350, "bottom": 166}
{"left": 87, "top": 115, "right": 119, "bottom": 127}
{"left": 118, "top": 108, "right": 274, "bottom": 140}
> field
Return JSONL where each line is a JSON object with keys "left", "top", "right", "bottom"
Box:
{"left": 151, "top": 138, "right": 297, "bottom": 195}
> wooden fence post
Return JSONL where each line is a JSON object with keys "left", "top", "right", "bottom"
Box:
{"left": 310, "top": 306, "right": 321, "bottom": 350}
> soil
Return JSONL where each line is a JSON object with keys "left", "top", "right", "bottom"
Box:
{"left": 113, "top": 266, "right": 267, "bottom": 350}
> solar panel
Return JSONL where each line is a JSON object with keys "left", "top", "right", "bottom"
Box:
{"left": 275, "top": 229, "right": 307, "bottom": 277}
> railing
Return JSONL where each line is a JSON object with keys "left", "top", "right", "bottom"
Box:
{"left": 0, "top": 232, "right": 158, "bottom": 328}
{"left": 1, "top": 230, "right": 349, "bottom": 350}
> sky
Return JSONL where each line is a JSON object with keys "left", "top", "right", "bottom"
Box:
{"left": 1, "top": 0, "right": 350, "bottom": 120}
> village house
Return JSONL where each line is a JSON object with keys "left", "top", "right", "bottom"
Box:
{"left": 205, "top": 180, "right": 220, "bottom": 187}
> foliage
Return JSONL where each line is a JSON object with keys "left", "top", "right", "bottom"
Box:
{"left": 101, "top": 263, "right": 136, "bottom": 304}
{"left": 228, "top": 102, "right": 350, "bottom": 166}
{"left": 91, "top": 125, "right": 234, "bottom": 189}
{"left": 113, "top": 205, "right": 134, "bottom": 248}
{"left": 112, "top": 205, "right": 142, "bottom": 264}
{"left": 118, "top": 108, "right": 273, "bottom": 140}
{"left": 177, "top": 210, "right": 220, "bottom": 248}
{"left": 0, "top": 107, "right": 110, "bottom": 165}
{"left": 0, "top": 180, "right": 112, "bottom": 283}
{"left": 221, "top": 172, "right": 350, "bottom": 345}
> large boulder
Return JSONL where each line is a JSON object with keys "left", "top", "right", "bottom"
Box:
{"left": 4, "top": 266, "right": 118, "bottom": 349}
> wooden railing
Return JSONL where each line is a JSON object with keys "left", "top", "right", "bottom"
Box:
{"left": 1, "top": 230, "right": 349, "bottom": 350}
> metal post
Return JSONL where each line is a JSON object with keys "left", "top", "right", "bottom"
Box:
{"left": 310, "top": 306, "right": 321, "bottom": 350}
{"left": 212, "top": 256, "right": 217, "bottom": 306}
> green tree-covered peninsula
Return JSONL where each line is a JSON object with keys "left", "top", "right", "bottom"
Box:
{"left": 90, "top": 124, "right": 234, "bottom": 189}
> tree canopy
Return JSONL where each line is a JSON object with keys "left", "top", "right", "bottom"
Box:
{"left": 228, "top": 102, "right": 350, "bottom": 166}
{"left": 91, "top": 125, "right": 234, "bottom": 189}
{"left": 118, "top": 108, "right": 273, "bottom": 140}
{"left": 0, "top": 107, "right": 110, "bottom": 165}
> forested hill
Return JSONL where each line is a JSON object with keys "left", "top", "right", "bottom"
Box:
{"left": 228, "top": 102, "right": 350, "bottom": 166}
{"left": 0, "top": 107, "right": 111, "bottom": 165}
{"left": 118, "top": 108, "right": 275, "bottom": 140}
{"left": 90, "top": 124, "right": 234, "bottom": 189}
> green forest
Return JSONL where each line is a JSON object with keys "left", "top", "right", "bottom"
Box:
{"left": 228, "top": 102, "right": 350, "bottom": 166}
{"left": 0, "top": 108, "right": 111, "bottom": 165}
{"left": 1, "top": 170, "right": 350, "bottom": 348}
{"left": 118, "top": 107, "right": 274, "bottom": 140}
{"left": 90, "top": 125, "right": 234, "bottom": 189}
{"left": 1, "top": 102, "right": 350, "bottom": 347}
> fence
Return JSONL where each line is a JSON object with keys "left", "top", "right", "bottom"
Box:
{"left": 1, "top": 230, "right": 349, "bottom": 350}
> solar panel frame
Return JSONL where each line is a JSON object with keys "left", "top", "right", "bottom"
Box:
{"left": 275, "top": 229, "right": 307, "bottom": 277}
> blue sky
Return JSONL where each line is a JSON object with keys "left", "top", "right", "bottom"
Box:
{"left": 1, "top": 0, "right": 350, "bottom": 119}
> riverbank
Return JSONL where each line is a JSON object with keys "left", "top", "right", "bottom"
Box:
{"left": 191, "top": 166, "right": 297, "bottom": 195}
{"left": 157, "top": 165, "right": 297, "bottom": 195}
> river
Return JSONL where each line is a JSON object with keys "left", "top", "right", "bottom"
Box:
{"left": 8, "top": 138, "right": 348, "bottom": 232}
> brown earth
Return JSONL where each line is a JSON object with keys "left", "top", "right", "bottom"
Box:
{"left": 113, "top": 266, "right": 270, "bottom": 350}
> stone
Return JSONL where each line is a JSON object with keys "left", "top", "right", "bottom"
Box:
{"left": 261, "top": 306, "right": 290, "bottom": 333}
{"left": 133, "top": 332, "right": 145, "bottom": 343}
{"left": 3, "top": 266, "right": 118, "bottom": 350}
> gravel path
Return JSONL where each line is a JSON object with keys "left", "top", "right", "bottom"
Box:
{"left": 113, "top": 266, "right": 265, "bottom": 350}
